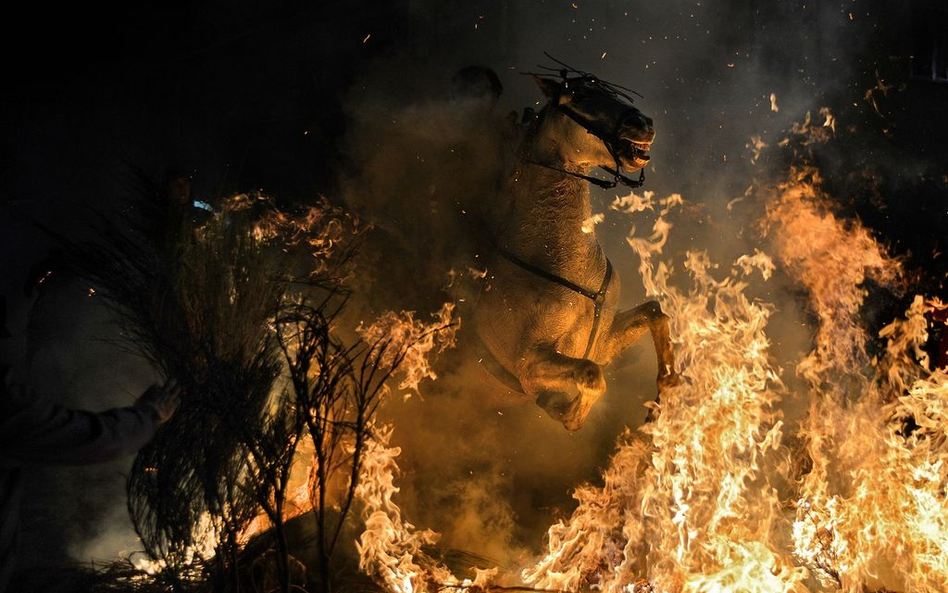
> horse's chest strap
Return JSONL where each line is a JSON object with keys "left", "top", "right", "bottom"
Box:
{"left": 498, "top": 249, "right": 612, "bottom": 359}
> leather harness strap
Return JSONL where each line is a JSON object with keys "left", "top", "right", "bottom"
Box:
{"left": 498, "top": 248, "right": 612, "bottom": 359}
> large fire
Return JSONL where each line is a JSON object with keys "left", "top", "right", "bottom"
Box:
{"left": 348, "top": 113, "right": 948, "bottom": 593}
{"left": 118, "top": 107, "right": 948, "bottom": 593}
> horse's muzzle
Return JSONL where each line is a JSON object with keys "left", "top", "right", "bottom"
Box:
{"left": 616, "top": 139, "right": 652, "bottom": 170}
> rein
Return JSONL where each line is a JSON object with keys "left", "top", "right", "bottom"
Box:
{"left": 520, "top": 158, "right": 642, "bottom": 190}
{"left": 498, "top": 247, "right": 612, "bottom": 359}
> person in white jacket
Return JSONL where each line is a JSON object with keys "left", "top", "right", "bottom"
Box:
{"left": 0, "top": 295, "right": 180, "bottom": 593}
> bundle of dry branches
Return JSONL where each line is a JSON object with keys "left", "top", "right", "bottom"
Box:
{"left": 53, "top": 175, "right": 433, "bottom": 593}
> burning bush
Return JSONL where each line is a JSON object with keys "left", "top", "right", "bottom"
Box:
{"left": 53, "top": 177, "right": 453, "bottom": 593}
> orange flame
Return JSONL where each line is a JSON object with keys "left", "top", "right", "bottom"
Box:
{"left": 357, "top": 303, "right": 458, "bottom": 395}
{"left": 525, "top": 194, "right": 805, "bottom": 593}
{"left": 356, "top": 425, "right": 495, "bottom": 593}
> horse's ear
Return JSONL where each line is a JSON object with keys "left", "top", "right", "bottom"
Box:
{"left": 533, "top": 76, "right": 561, "bottom": 99}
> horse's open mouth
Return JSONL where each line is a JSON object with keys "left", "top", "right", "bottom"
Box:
{"left": 617, "top": 139, "right": 651, "bottom": 169}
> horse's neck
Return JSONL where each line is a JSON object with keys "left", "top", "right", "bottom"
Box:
{"left": 496, "top": 155, "right": 603, "bottom": 278}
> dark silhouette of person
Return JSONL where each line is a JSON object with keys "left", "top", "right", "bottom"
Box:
{"left": 0, "top": 295, "right": 180, "bottom": 593}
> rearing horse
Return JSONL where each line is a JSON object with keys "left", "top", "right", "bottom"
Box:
{"left": 473, "top": 72, "right": 677, "bottom": 431}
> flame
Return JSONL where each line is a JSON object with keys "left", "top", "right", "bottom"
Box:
{"left": 128, "top": 113, "right": 948, "bottom": 593}
{"left": 762, "top": 165, "right": 900, "bottom": 386}
{"left": 611, "top": 189, "right": 659, "bottom": 214}
{"left": 132, "top": 511, "right": 221, "bottom": 575}
{"left": 524, "top": 195, "right": 805, "bottom": 593}
{"left": 778, "top": 109, "right": 835, "bottom": 147}
{"left": 748, "top": 135, "right": 768, "bottom": 164}
{"left": 767, "top": 167, "right": 948, "bottom": 592}
{"left": 582, "top": 213, "right": 605, "bottom": 234}
{"left": 357, "top": 303, "right": 459, "bottom": 394}
{"left": 356, "top": 425, "right": 493, "bottom": 593}
{"left": 237, "top": 435, "right": 321, "bottom": 545}
{"left": 790, "top": 299, "right": 948, "bottom": 592}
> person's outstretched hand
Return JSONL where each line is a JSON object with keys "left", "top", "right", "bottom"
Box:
{"left": 136, "top": 379, "right": 181, "bottom": 424}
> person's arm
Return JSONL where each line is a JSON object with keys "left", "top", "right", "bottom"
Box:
{"left": 0, "top": 371, "right": 180, "bottom": 466}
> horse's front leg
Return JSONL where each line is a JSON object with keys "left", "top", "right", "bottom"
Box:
{"left": 519, "top": 346, "right": 606, "bottom": 431}
{"left": 605, "top": 300, "right": 679, "bottom": 392}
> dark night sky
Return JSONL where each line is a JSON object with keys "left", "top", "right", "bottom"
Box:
{"left": 1, "top": 0, "right": 946, "bottom": 577}
{"left": 3, "top": 0, "right": 945, "bottom": 297}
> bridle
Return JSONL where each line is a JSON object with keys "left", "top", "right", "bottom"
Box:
{"left": 520, "top": 62, "right": 648, "bottom": 190}
{"left": 497, "top": 246, "right": 612, "bottom": 360}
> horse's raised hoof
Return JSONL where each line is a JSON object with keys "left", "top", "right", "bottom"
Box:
{"left": 562, "top": 381, "right": 606, "bottom": 431}
{"left": 536, "top": 390, "right": 574, "bottom": 423}
{"left": 541, "top": 361, "right": 606, "bottom": 431}
{"left": 573, "top": 359, "right": 606, "bottom": 393}
{"left": 561, "top": 407, "right": 588, "bottom": 431}
{"left": 536, "top": 387, "right": 602, "bottom": 431}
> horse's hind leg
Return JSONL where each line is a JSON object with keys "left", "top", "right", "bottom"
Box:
{"left": 605, "top": 300, "right": 678, "bottom": 390}
{"left": 519, "top": 346, "right": 606, "bottom": 431}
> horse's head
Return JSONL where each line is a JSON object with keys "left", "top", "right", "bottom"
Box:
{"left": 532, "top": 74, "right": 654, "bottom": 182}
